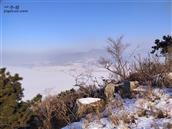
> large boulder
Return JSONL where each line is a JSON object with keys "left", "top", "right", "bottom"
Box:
{"left": 130, "top": 81, "right": 139, "bottom": 91}
{"left": 119, "top": 80, "right": 132, "bottom": 98}
{"left": 76, "top": 97, "right": 105, "bottom": 118}
{"left": 104, "top": 83, "right": 116, "bottom": 102}
{"left": 104, "top": 81, "right": 139, "bottom": 99}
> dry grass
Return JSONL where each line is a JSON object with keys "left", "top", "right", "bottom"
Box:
{"left": 130, "top": 55, "right": 171, "bottom": 87}
{"left": 35, "top": 95, "right": 70, "bottom": 129}
{"left": 108, "top": 109, "right": 135, "bottom": 127}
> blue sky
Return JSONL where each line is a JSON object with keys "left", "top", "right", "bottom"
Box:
{"left": 1, "top": 0, "right": 171, "bottom": 53}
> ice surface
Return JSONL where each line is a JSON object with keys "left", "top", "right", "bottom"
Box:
{"left": 6, "top": 63, "right": 108, "bottom": 100}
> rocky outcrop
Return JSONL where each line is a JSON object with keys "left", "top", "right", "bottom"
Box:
{"left": 76, "top": 97, "right": 105, "bottom": 118}
{"left": 104, "top": 83, "right": 116, "bottom": 102}
{"left": 130, "top": 81, "right": 139, "bottom": 91}
{"left": 104, "top": 81, "right": 139, "bottom": 99}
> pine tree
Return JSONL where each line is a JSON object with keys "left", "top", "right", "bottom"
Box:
{"left": 0, "top": 68, "right": 41, "bottom": 129}
{"left": 151, "top": 35, "right": 172, "bottom": 71}
{"left": 151, "top": 35, "right": 172, "bottom": 58}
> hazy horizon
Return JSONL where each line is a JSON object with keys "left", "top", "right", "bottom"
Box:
{"left": 1, "top": 0, "right": 171, "bottom": 67}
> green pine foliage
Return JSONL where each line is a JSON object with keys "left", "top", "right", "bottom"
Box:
{"left": 151, "top": 35, "right": 172, "bottom": 56}
{"left": 0, "top": 68, "right": 41, "bottom": 129}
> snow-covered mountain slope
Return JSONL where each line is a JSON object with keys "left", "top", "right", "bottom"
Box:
{"left": 62, "top": 88, "right": 172, "bottom": 129}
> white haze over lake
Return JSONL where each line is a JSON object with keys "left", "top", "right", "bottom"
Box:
{"left": 3, "top": 47, "right": 149, "bottom": 100}
{"left": 2, "top": 49, "right": 108, "bottom": 99}
{"left": 7, "top": 64, "right": 108, "bottom": 100}
{"left": 3, "top": 49, "right": 109, "bottom": 100}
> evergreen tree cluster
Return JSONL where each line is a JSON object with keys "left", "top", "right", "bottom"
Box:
{"left": 151, "top": 35, "right": 172, "bottom": 56}
{"left": 0, "top": 68, "right": 41, "bottom": 129}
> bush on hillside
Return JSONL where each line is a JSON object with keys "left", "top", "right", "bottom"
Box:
{"left": 128, "top": 55, "right": 171, "bottom": 87}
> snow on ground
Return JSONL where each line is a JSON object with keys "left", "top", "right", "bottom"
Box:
{"left": 78, "top": 98, "right": 101, "bottom": 105}
{"left": 62, "top": 87, "right": 172, "bottom": 129}
{"left": 6, "top": 63, "right": 108, "bottom": 100}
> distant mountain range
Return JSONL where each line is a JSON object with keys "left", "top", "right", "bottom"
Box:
{"left": 3, "top": 49, "right": 108, "bottom": 67}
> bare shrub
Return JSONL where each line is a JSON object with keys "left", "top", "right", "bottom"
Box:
{"left": 73, "top": 70, "right": 106, "bottom": 99}
{"left": 35, "top": 95, "right": 70, "bottom": 129}
{"left": 35, "top": 89, "right": 85, "bottom": 129}
{"left": 151, "top": 108, "right": 165, "bottom": 118}
{"left": 35, "top": 84, "right": 106, "bottom": 129}
{"left": 57, "top": 88, "right": 96, "bottom": 121}
{"left": 77, "top": 85, "right": 105, "bottom": 99}
{"left": 151, "top": 88, "right": 165, "bottom": 100}
{"left": 102, "top": 94, "right": 124, "bottom": 119}
{"left": 85, "top": 113, "right": 94, "bottom": 123}
{"left": 130, "top": 54, "right": 171, "bottom": 87}
{"left": 108, "top": 109, "right": 135, "bottom": 127}
{"left": 118, "top": 111, "right": 135, "bottom": 124}
{"left": 109, "top": 114, "right": 119, "bottom": 126}
{"left": 57, "top": 88, "right": 81, "bottom": 117}
{"left": 136, "top": 108, "right": 147, "bottom": 117}
{"left": 135, "top": 98, "right": 151, "bottom": 117}
{"left": 105, "top": 96, "right": 135, "bottom": 126}
{"left": 108, "top": 94, "right": 124, "bottom": 109}
{"left": 99, "top": 36, "right": 132, "bottom": 81}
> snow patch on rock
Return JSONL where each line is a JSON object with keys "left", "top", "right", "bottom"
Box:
{"left": 78, "top": 98, "right": 101, "bottom": 105}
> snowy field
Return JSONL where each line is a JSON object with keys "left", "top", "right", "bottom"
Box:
{"left": 6, "top": 63, "right": 108, "bottom": 100}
